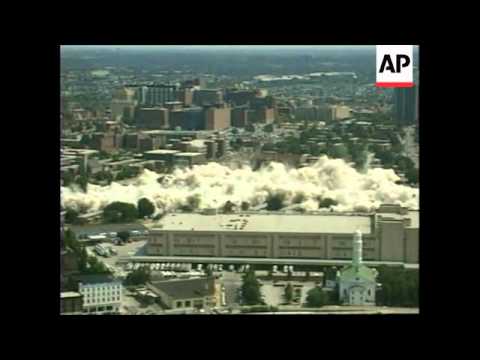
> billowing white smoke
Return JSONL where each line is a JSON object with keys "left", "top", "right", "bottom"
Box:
{"left": 61, "top": 156, "right": 419, "bottom": 214}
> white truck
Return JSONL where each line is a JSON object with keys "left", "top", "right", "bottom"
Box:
{"left": 95, "top": 244, "right": 110, "bottom": 257}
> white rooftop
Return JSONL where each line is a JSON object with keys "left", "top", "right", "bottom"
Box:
{"left": 153, "top": 213, "right": 372, "bottom": 234}
{"left": 61, "top": 292, "right": 82, "bottom": 299}
{"left": 145, "top": 149, "right": 180, "bottom": 155}
{"left": 174, "top": 152, "right": 204, "bottom": 157}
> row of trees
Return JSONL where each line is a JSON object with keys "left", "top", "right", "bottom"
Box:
{"left": 62, "top": 162, "right": 89, "bottom": 192}
{"left": 124, "top": 266, "right": 151, "bottom": 286}
{"left": 241, "top": 269, "right": 263, "bottom": 305}
{"left": 265, "top": 192, "right": 338, "bottom": 211}
{"left": 102, "top": 198, "right": 155, "bottom": 223}
{"left": 305, "top": 287, "right": 330, "bottom": 307}
{"left": 63, "top": 229, "right": 112, "bottom": 281}
{"left": 376, "top": 266, "right": 419, "bottom": 307}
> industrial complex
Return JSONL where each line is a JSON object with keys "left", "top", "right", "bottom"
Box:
{"left": 145, "top": 204, "right": 418, "bottom": 264}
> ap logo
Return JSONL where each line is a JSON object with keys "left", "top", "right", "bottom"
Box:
{"left": 376, "top": 45, "right": 414, "bottom": 88}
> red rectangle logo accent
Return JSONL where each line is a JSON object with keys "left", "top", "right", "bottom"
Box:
{"left": 375, "top": 82, "right": 414, "bottom": 88}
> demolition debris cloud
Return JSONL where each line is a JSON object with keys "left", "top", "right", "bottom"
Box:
{"left": 61, "top": 156, "right": 419, "bottom": 215}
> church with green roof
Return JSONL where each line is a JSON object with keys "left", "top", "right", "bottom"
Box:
{"left": 337, "top": 230, "right": 378, "bottom": 306}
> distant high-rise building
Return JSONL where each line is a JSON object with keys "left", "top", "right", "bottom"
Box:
{"left": 204, "top": 106, "right": 231, "bottom": 130}
{"left": 193, "top": 89, "right": 223, "bottom": 106}
{"left": 181, "top": 78, "right": 206, "bottom": 89}
{"left": 225, "top": 89, "right": 257, "bottom": 106}
{"left": 169, "top": 107, "right": 204, "bottom": 130}
{"left": 136, "top": 107, "right": 169, "bottom": 129}
{"left": 176, "top": 87, "right": 194, "bottom": 106}
{"left": 231, "top": 106, "right": 250, "bottom": 128}
{"left": 146, "top": 84, "right": 178, "bottom": 106}
{"left": 135, "top": 86, "right": 149, "bottom": 105}
{"left": 393, "top": 86, "right": 418, "bottom": 125}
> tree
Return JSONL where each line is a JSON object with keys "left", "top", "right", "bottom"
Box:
{"left": 223, "top": 200, "right": 235, "bottom": 213}
{"left": 80, "top": 134, "right": 92, "bottom": 147}
{"left": 115, "top": 166, "right": 139, "bottom": 181}
{"left": 266, "top": 193, "right": 285, "bottom": 211}
{"left": 306, "top": 287, "right": 328, "bottom": 307}
{"left": 85, "top": 256, "right": 111, "bottom": 275}
{"left": 124, "top": 266, "right": 151, "bottom": 286}
{"left": 284, "top": 283, "right": 294, "bottom": 303}
{"left": 64, "top": 208, "right": 80, "bottom": 224}
{"left": 376, "top": 266, "right": 418, "bottom": 307}
{"left": 319, "top": 198, "right": 338, "bottom": 209}
{"left": 62, "top": 171, "right": 75, "bottom": 187}
{"left": 103, "top": 202, "right": 138, "bottom": 223}
{"left": 262, "top": 143, "right": 276, "bottom": 152}
{"left": 138, "top": 198, "right": 155, "bottom": 218}
{"left": 245, "top": 124, "right": 255, "bottom": 133}
{"left": 405, "top": 167, "right": 418, "bottom": 184}
{"left": 117, "top": 231, "right": 130, "bottom": 243}
{"left": 94, "top": 170, "right": 113, "bottom": 184}
{"left": 77, "top": 161, "right": 89, "bottom": 192}
{"left": 77, "top": 175, "right": 88, "bottom": 193}
{"left": 292, "top": 192, "right": 306, "bottom": 204}
{"left": 376, "top": 150, "right": 395, "bottom": 168}
{"left": 241, "top": 201, "right": 250, "bottom": 211}
{"left": 183, "top": 194, "right": 201, "bottom": 212}
{"left": 263, "top": 123, "right": 274, "bottom": 133}
{"left": 328, "top": 144, "right": 350, "bottom": 160}
{"left": 241, "top": 269, "right": 263, "bottom": 305}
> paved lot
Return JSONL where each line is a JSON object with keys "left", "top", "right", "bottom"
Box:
{"left": 221, "top": 272, "right": 243, "bottom": 306}
{"left": 121, "top": 289, "right": 166, "bottom": 315}
{"left": 261, "top": 281, "right": 318, "bottom": 306}
{"left": 261, "top": 282, "right": 284, "bottom": 306}
{"left": 70, "top": 223, "right": 148, "bottom": 237}
{"left": 87, "top": 240, "right": 147, "bottom": 273}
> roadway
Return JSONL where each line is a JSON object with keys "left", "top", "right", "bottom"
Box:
{"left": 69, "top": 223, "right": 148, "bottom": 238}
{"left": 119, "top": 255, "right": 418, "bottom": 269}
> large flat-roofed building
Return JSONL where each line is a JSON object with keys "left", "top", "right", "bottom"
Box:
{"left": 174, "top": 152, "right": 207, "bottom": 167}
{"left": 146, "top": 277, "right": 217, "bottom": 310}
{"left": 136, "top": 107, "right": 169, "bottom": 129}
{"left": 143, "top": 149, "right": 180, "bottom": 165}
{"left": 146, "top": 205, "right": 419, "bottom": 264}
{"left": 193, "top": 89, "right": 223, "bottom": 106}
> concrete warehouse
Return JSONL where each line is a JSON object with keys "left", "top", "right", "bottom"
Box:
{"left": 146, "top": 204, "right": 419, "bottom": 264}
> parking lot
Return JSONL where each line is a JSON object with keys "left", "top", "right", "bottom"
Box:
{"left": 87, "top": 245, "right": 326, "bottom": 311}
{"left": 87, "top": 240, "right": 147, "bottom": 275}
{"left": 70, "top": 223, "right": 148, "bottom": 238}
{"left": 260, "top": 281, "right": 318, "bottom": 306}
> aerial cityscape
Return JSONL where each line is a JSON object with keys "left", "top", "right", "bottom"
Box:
{"left": 60, "top": 45, "right": 419, "bottom": 315}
